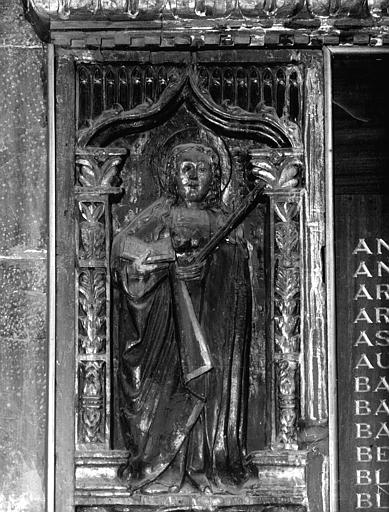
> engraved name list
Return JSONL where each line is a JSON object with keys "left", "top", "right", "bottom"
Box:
{"left": 352, "top": 238, "right": 389, "bottom": 509}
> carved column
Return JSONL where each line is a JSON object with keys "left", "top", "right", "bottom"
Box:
{"left": 75, "top": 147, "right": 126, "bottom": 451}
{"left": 250, "top": 148, "right": 303, "bottom": 450}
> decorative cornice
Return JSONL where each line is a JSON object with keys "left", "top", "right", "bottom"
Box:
{"left": 23, "top": 0, "right": 389, "bottom": 47}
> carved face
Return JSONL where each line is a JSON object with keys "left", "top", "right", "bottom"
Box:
{"left": 174, "top": 146, "right": 213, "bottom": 204}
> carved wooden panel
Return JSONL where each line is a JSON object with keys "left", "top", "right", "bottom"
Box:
{"left": 52, "top": 48, "right": 327, "bottom": 512}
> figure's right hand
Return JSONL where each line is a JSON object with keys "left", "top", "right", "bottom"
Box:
{"left": 132, "top": 250, "right": 158, "bottom": 276}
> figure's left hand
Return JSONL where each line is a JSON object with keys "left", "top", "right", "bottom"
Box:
{"left": 175, "top": 261, "right": 206, "bottom": 281}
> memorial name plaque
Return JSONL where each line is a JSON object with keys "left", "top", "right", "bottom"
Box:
{"left": 336, "top": 196, "right": 389, "bottom": 511}
{"left": 353, "top": 237, "right": 389, "bottom": 509}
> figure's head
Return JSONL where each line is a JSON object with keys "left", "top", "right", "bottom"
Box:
{"left": 167, "top": 143, "right": 221, "bottom": 205}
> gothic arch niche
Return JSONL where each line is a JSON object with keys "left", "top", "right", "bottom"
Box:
{"left": 54, "top": 50, "right": 326, "bottom": 512}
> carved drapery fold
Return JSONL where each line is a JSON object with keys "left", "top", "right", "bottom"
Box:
{"left": 250, "top": 148, "right": 303, "bottom": 450}
{"left": 75, "top": 147, "right": 127, "bottom": 450}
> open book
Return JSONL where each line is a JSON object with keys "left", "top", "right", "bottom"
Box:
{"left": 121, "top": 236, "right": 176, "bottom": 264}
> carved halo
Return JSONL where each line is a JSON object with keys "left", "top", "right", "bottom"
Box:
{"left": 148, "top": 127, "right": 232, "bottom": 203}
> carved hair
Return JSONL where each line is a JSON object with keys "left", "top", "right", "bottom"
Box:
{"left": 165, "top": 143, "right": 222, "bottom": 207}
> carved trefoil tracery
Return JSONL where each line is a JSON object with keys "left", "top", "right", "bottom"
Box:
{"left": 75, "top": 147, "right": 127, "bottom": 450}
{"left": 251, "top": 149, "right": 303, "bottom": 450}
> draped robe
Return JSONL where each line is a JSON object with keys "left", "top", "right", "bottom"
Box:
{"left": 111, "top": 197, "right": 252, "bottom": 491}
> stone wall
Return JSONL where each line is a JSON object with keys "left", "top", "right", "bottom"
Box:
{"left": 0, "top": 2, "right": 48, "bottom": 511}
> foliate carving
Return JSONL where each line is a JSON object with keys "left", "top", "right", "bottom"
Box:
{"left": 276, "top": 359, "right": 299, "bottom": 449}
{"left": 75, "top": 147, "right": 127, "bottom": 450}
{"left": 250, "top": 149, "right": 303, "bottom": 191}
{"left": 78, "top": 270, "right": 106, "bottom": 355}
{"left": 273, "top": 200, "right": 301, "bottom": 450}
{"left": 273, "top": 197, "right": 301, "bottom": 450}
{"left": 250, "top": 148, "right": 302, "bottom": 451}
{"left": 274, "top": 203, "right": 300, "bottom": 355}
{"left": 79, "top": 361, "right": 106, "bottom": 444}
{"left": 79, "top": 202, "right": 106, "bottom": 260}
{"left": 76, "top": 148, "right": 126, "bottom": 189}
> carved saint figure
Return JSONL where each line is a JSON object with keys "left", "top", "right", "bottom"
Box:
{"left": 111, "top": 143, "right": 252, "bottom": 494}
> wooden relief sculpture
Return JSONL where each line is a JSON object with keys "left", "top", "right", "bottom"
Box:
{"left": 111, "top": 140, "right": 263, "bottom": 493}
{"left": 69, "top": 56, "right": 326, "bottom": 512}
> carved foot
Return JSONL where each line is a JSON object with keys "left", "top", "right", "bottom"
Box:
{"left": 186, "top": 472, "right": 213, "bottom": 494}
{"left": 140, "top": 482, "right": 173, "bottom": 495}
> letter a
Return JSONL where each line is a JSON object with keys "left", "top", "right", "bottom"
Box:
{"left": 374, "top": 377, "right": 389, "bottom": 393}
{"left": 354, "top": 331, "right": 374, "bottom": 347}
{"left": 354, "top": 262, "right": 372, "bottom": 278}
{"left": 376, "top": 422, "right": 389, "bottom": 439}
{"left": 353, "top": 239, "right": 373, "bottom": 255}
{"left": 355, "top": 354, "right": 374, "bottom": 370}
{"left": 354, "top": 309, "right": 373, "bottom": 324}
{"left": 354, "top": 285, "right": 373, "bottom": 300}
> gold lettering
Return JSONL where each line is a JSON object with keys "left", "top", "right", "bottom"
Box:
{"left": 353, "top": 239, "right": 373, "bottom": 255}
{"left": 357, "top": 446, "right": 389, "bottom": 462}
{"left": 377, "top": 353, "right": 389, "bottom": 369}
{"left": 377, "top": 446, "right": 389, "bottom": 462}
{"left": 354, "top": 331, "right": 374, "bottom": 347}
{"left": 354, "top": 262, "right": 373, "bottom": 278}
{"left": 355, "top": 400, "right": 371, "bottom": 415}
{"left": 357, "top": 492, "right": 373, "bottom": 508}
{"left": 356, "top": 423, "right": 373, "bottom": 438}
{"left": 357, "top": 469, "right": 372, "bottom": 485}
{"left": 376, "top": 423, "right": 389, "bottom": 439}
{"left": 355, "top": 354, "right": 374, "bottom": 370}
{"left": 376, "top": 331, "right": 389, "bottom": 347}
{"left": 378, "top": 261, "right": 389, "bottom": 277}
{"left": 357, "top": 446, "right": 372, "bottom": 462}
{"left": 376, "top": 488, "right": 389, "bottom": 509}
{"left": 376, "top": 308, "right": 389, "bottom": 323}
{"left": 355, "top": 376, "right": 371, "bottom": 392}
{"left": 355, "top": 284, "right": 374, "bottom": 300}
{"left": 375, "top": 400, "right": 389, "bottom": 415}
{"left": 374, "top": 377, "right": 389, "bottom": 393}
{"left": 376, "top": 469, "right": 389, "bottom": 485}
{"left": 354, "top": 309, "right": 373, "bottom": 324}
{"left": 377, "top": 284, "right": 389, "bottom": 300}
{"left": 377, "top": 238, "right": 389, "bottom": 254}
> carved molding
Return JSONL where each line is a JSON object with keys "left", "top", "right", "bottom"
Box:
{"left": 76, "top": 507, "right": 307, "bottom": 512}
{"left": 250, "top": 149, "right": 303, "bottom": 450}
{"left": 24, "top": 0, "right": 389, "bottom": 33}
{"left": 75, "top": 147, "right": 127, "bottom": 450}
